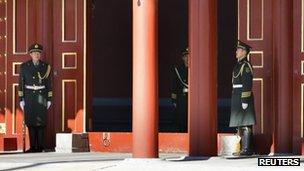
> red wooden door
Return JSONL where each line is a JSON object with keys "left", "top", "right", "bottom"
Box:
{"left": 0, "top": 0, "right": 53, "bottom": 150}
{"left": 53, "top": 0, "right": 87, "bottom": 133}
{"left": 0, "top": 0, "right": 7, "bottom": 139}
{"left": 0, "top": 0, "right": 87, "bottom": 151}
{"left": 238, "top": 0, "right": 273, "bottom": 140}
{"left": 1, "top": 0, "right": 41, "bottom": 151}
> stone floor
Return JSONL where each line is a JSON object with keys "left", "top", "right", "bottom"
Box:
{"left": 0, "top": 152, "right": 303, "bottom": 171}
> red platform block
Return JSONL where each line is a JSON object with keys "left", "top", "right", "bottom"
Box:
{"left": 3, "top": 137, "right": 17, "bottom": 151}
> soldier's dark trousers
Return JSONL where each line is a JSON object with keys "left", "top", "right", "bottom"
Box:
{"left": 176, "top": 95, "right": 188, "bottom": 132}
{"left": 28, "top": 126, "right": 45, "bottom": 152}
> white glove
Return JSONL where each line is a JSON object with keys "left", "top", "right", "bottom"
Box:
{"left": 47, "top": 101, "right": 51, "bottom": 109}
{"left": 173, "top": 103, "right": 177, "bottom": 108}
{"left": 20, "top": 101, "right": 25, "bottom": 111}
{"left": 242, "top": 103, "right": 248, "bottom": 110}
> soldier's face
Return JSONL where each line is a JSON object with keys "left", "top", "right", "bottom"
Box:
{"left": 182, "top": 54, "right": 188, "bottom": 67}
{"left": 236, "top": 48, "right": 247, "bottom": 59}
{"left": 30, "top": 52, "right": 41, "bottom": 62}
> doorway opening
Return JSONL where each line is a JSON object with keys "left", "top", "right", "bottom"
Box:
{"left": 217, "top": 0, "right": 238, "bottom": 133}
{"left": 91, "top": 0, "right": 132, "bottom": 132}
{"left": 158, "top": 0, "right": 188, "bottom": 132}
{"left": 90, "top": 0, "right": 189, "bottom": 133}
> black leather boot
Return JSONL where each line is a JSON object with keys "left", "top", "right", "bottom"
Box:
{"left": 27, "top": 126, "right": 37, "bottom": 153}
{"left": 25, "top": 147, "right": 36, "bottom": 153}
{"left": 36, "top": 126, "right": 45, "bottom": 152}
{"left": 239, "top": 126, "right": 253, "bottom": 156}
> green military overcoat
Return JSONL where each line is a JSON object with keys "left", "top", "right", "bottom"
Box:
{"left": 229, "top": 58, "right": 256, "bottom": 127}
{"left": 19, "top": 60, "right": 52, "bottom": 126}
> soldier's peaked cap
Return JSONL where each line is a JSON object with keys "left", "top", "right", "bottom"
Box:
{"left": 182, "top": 47, "right": 189, "bottom": 56}
{"left": 28, "top": 43, "right": 43, "bottom": 54}
{"left": 237, "top": 40, "right": 252, "bottom": 52}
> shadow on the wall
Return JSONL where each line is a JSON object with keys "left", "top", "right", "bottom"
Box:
{"left": 253, "top": 133, "right": 273, "bottom": 155}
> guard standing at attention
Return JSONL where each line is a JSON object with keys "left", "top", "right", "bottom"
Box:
{"left": 171, "top": 48, "right": 189, "bottom": 132}
{"left": 19, "top": 43, "right": 52, "bottom": 152}
{"left": 230, "top": 40, "right": 256, "bottom": 156}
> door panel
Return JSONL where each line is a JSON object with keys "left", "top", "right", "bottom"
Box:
{"left": 2, "top": 0, "right": 38, "bottom": 150}
{"left": 0, "top": 0, "right": 7, "bottom": 130}
{"left": 238, "top": 0, "right": 273, "bottom": 135}
{"left": 53, "top": 0, "right": 86, "bottom": 133}
{"left": 0, "top": 0, "right": 87, "bottom": 151}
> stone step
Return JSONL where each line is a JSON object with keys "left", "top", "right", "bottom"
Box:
{"left": 55, "top": 133, "right": 90, "bottom": 153}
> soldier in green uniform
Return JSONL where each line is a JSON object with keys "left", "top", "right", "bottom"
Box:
{"left": 18, "top": 43, "right": 52, "bottom": 152}
{"left": 171, "top": 48, "right": 188, "bottom": 132}
{"left": 230, "top": 41, "right": 256, "bottom": 156}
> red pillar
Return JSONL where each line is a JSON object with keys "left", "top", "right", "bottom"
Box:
{"left": 188, "top": 0, "right": 217, "bottom": 156}
{"left": 272, "top": 0, "right": 293, "bottom": 153}
{"left": 132, "top": 0, "right": 158, "bottom": 158}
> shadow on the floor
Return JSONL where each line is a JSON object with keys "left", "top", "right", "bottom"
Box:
{"left": 224, "top": 154, "right": 304, "bottom": 160}
{"left": 1, "top": 158, "right": 123, "bottom": 171}
{"left": 223, "top": 155, "right": 268, "bottom": 160}
{"left": 0, "top": 151, "right": 24, "bottom": 155}
{"left": 0, "top": 149, "right": 55, "bottom": 155}
{"left": 166, "top": 156, "right": 211, "bottom": 162}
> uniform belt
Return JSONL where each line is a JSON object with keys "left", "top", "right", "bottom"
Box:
{"left": 183, "top": 88, "right": 188, "bottom": 93}
{"left": 25, "top": 85, "right": 45, "bottom": 90}
{"left": 233, "top": 84, "right": 243, "bottom": 88}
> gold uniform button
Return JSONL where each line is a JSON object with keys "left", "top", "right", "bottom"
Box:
{"left": 39, "top": 90, "right": 42, "bottom": 93}
{"left": 33, "top": 77, "right": 35, "bottom": 79}
{"left": 33, "top": 91, "right": 36, "bottom": 93}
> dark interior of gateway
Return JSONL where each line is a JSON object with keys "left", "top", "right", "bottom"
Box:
{"left": 91, "top": 0, "right": 237, "bottom": 133}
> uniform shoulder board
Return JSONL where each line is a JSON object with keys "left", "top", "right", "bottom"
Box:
{"left": 41, "top": 61, "right": 48, "bottom": 66}
{"left": 24, "top": 60, "right": 31, "bottom": 66}
{"left": 241, "top": 62, "right": 253, "bottom": 75}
